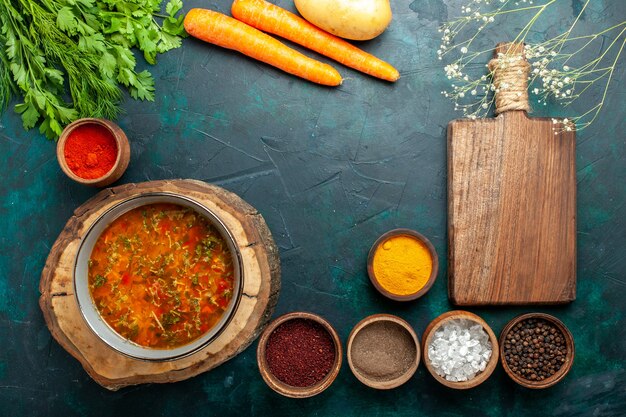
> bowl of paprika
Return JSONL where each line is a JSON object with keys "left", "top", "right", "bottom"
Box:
{"left": 57, "top": 118, "right": 130, "bottom": 187}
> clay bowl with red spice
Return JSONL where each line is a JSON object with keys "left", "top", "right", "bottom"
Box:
{"left": 422, "top": 310, "right": 499, "bottom": 389}
{"left": 367, "top": 228, "right": 439, "bottom": 302}
{"left": 57, "top": 118, "right": 130, "bottom": 187}
{"left": 257, "top": 312, "right": 343, "bottom": 398}
{"left": 499, "top": 313, "right": 575, "bottom": 389}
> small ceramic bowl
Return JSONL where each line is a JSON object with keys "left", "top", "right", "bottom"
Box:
{"left": 500, "top": 313, "right": 575, "bottom": 389}
{"left": 367, "top": 228, "right": 438, "bottom": 301}
{"left": 347, "top": 314, "right": 420, "bottom": 389}
{"left": 57, "top": 118, "right": 130, "bottom": 187}
{"left": 422, "top": 310, "right": 499, "bottom": 389}
{"left": 257, "top": 312, "right": 342, "bottom": 398}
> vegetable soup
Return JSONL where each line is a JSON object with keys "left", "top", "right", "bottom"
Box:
{"left": 88, "top": 203, "right": 235, "bottom": 349}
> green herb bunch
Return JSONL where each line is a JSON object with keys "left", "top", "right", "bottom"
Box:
{"left": 0, "top": 0, "right": 186, "bottom": 139}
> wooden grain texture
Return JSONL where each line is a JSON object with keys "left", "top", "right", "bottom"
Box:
{"left": 39, "top": 179, "right": 281, "bottom": 390}
{"left": 448, "top": 111, "right": 576, "bottom": 305}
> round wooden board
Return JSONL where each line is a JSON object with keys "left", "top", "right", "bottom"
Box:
{"left": 39, "top": 179, "right": 281, "bottom": 390}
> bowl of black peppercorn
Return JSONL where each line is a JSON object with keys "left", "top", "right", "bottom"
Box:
{"left": 500, "top": 313, "right": 574, "bottom": 389}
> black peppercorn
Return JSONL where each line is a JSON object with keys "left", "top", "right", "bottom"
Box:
{"left": 503, "top": 318, "right": 568, "bottom": 381}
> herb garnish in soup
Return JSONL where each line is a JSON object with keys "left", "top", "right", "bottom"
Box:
{"left": 88, "top": 203, "right": 235, "bottom": 349}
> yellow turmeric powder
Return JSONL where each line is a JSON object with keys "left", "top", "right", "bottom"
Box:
{"left": 372, "top": 235, "right": 433, "bottom": 296}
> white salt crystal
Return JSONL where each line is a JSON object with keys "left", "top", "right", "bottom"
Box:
{"left": 428, "top": 319, "right": 493, "bottom": 382}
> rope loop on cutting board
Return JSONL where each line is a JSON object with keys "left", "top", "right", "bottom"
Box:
{"left": 488, "top": 51, "right": 530, "bottom": 114}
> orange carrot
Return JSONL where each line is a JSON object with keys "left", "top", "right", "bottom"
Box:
{"left": 231, "top": 0, "right": 400, "bottom": 82}
{"left": 184, "top": 8, "right": 342, "bottom": 86}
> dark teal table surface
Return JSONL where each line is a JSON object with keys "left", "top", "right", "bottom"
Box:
{"left": 1, "top": 1, "right": 624, "bottom": 416}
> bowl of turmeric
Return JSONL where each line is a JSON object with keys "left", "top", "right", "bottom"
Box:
{"left": 367, "top": 229, "right": 438, "bottom": 301}
{"left": 57, "top": 118, "right": 130, "bottom": 187}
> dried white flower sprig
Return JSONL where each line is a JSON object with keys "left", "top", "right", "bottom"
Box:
{"left": 439, "top": 0, "right": 625, "bottom": 131}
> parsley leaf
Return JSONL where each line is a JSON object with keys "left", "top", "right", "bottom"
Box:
{"left": 94, "top": 274, "right": 107, "bottom": 288}
{"left": 56, "top": 7, "right": 79, "bottom": 34}
{"left": 98, "top": 52, "right": 117, "bottom": 78}
{"left": 166, "top": 0, "right": 183, "bottom": 16}
{"left": 131, "top": 70, "right": 155, "bottom": 101}
{"left": 162, "top": 312, "right": 180, "bottom": 326}
{"left": 18, "top": 101, "right": 40, "bottom": 130}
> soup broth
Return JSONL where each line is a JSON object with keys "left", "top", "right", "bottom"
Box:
{"left": 88, "top": 203, "right": 235, "bottom": 349}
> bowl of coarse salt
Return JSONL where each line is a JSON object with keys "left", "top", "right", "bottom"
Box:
{"left": 422, "top": 310, "right": 499, "bottom": 389}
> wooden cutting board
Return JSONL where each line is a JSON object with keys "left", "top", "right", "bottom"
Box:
{"left": 447, "top": 43, "right": 576, "bottom": 306}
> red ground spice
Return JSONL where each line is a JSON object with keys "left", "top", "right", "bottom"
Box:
{"left": 265, "top": 318, "right": 335, "bottom": 387}
{"left": 63, "top": 124, "right": 118, "bottom": 179}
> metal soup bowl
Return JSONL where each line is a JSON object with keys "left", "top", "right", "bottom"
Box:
{"left": 74, "top": 193, "right": 243, "bottom": 361}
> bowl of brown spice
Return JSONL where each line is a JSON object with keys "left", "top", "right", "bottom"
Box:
{"left": 347, "top": 314, "right": 420, "bottom": 389}
{"left": 257, "top": 312, "right": 342, "bottom": 398}
{"left": 500, "top": 313, "right": 575, "bottom": 389}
